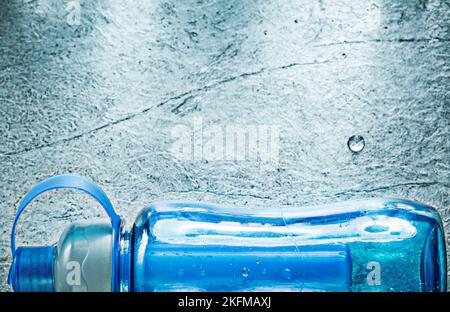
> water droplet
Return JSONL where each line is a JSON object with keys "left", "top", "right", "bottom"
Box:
{"left": 256, "top": 259, "right": 260, "bottom": 265}
{"left": 282, "top": 268, "right": 293, "bottom": 281}
{"left": 242, "top": 267, "right": 250, "bottom": 278}
{"left": 348, "top": 134, "right": 365, "bottom": 153}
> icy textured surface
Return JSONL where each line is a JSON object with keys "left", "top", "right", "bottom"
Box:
{"left": 0, "top": 0, "right": 449, "bottom": 291}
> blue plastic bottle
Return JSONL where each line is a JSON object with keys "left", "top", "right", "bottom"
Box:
{"left": 8, "top": 175, "right": 447, "bottom": 292}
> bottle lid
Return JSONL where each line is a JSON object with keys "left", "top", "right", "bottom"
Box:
{"left": 10, "top": 246, "right": 56, "bottom": 292}
{"left": 54, "top": 223, "right": 113, "bottom": 292}
{"left": 9, "top": 174, "right": 122, "bottom": 292}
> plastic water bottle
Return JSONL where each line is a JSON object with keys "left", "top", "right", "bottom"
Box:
{"left": 8, "top": 175, "right": 446, "bottom": 292}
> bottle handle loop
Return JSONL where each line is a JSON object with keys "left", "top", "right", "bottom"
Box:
{"left": 8, "top": 174, "right": 121, "bottom": 291}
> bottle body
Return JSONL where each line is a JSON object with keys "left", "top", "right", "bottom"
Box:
{"left": 130, "top": 199, "right": 446, "bottom": 292}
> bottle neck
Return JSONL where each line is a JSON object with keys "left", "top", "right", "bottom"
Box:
{"left": 119, "top": 230, "right": 132, "bottom": 292}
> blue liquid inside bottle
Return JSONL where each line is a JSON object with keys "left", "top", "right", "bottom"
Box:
{"left": 129, "top": 200, "right": 446, "bottom": 292}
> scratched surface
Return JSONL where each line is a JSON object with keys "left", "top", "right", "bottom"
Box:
{"left": 0, "top": 0, "right": 449, "bottom": 291}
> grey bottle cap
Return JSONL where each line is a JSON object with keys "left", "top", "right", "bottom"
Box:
{"left": 54, "top": 222, "right": 112, "bottom": 292}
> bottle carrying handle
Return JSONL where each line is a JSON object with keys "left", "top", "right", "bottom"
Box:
{"left": 8, "top": 174, "right": 121, "bottom": 292}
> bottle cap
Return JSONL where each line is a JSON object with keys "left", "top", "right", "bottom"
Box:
{"left": 10, "top": 246, "right": 56, "bottom": 292}
{"left": 54, "top": 223, "right": 113, "bottom": 291}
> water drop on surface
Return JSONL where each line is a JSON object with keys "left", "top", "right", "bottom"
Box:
{"left": 242, "top": 267, "right": 250, "bottom": 278}
{"left": 256, "top": 259, "right": 260, "bottom": 265}
{"left": 348, "top": 135, "right": 365, "bottom": 153}
{"left": 282, "top": 268, "right": 293, "bottom": 281}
